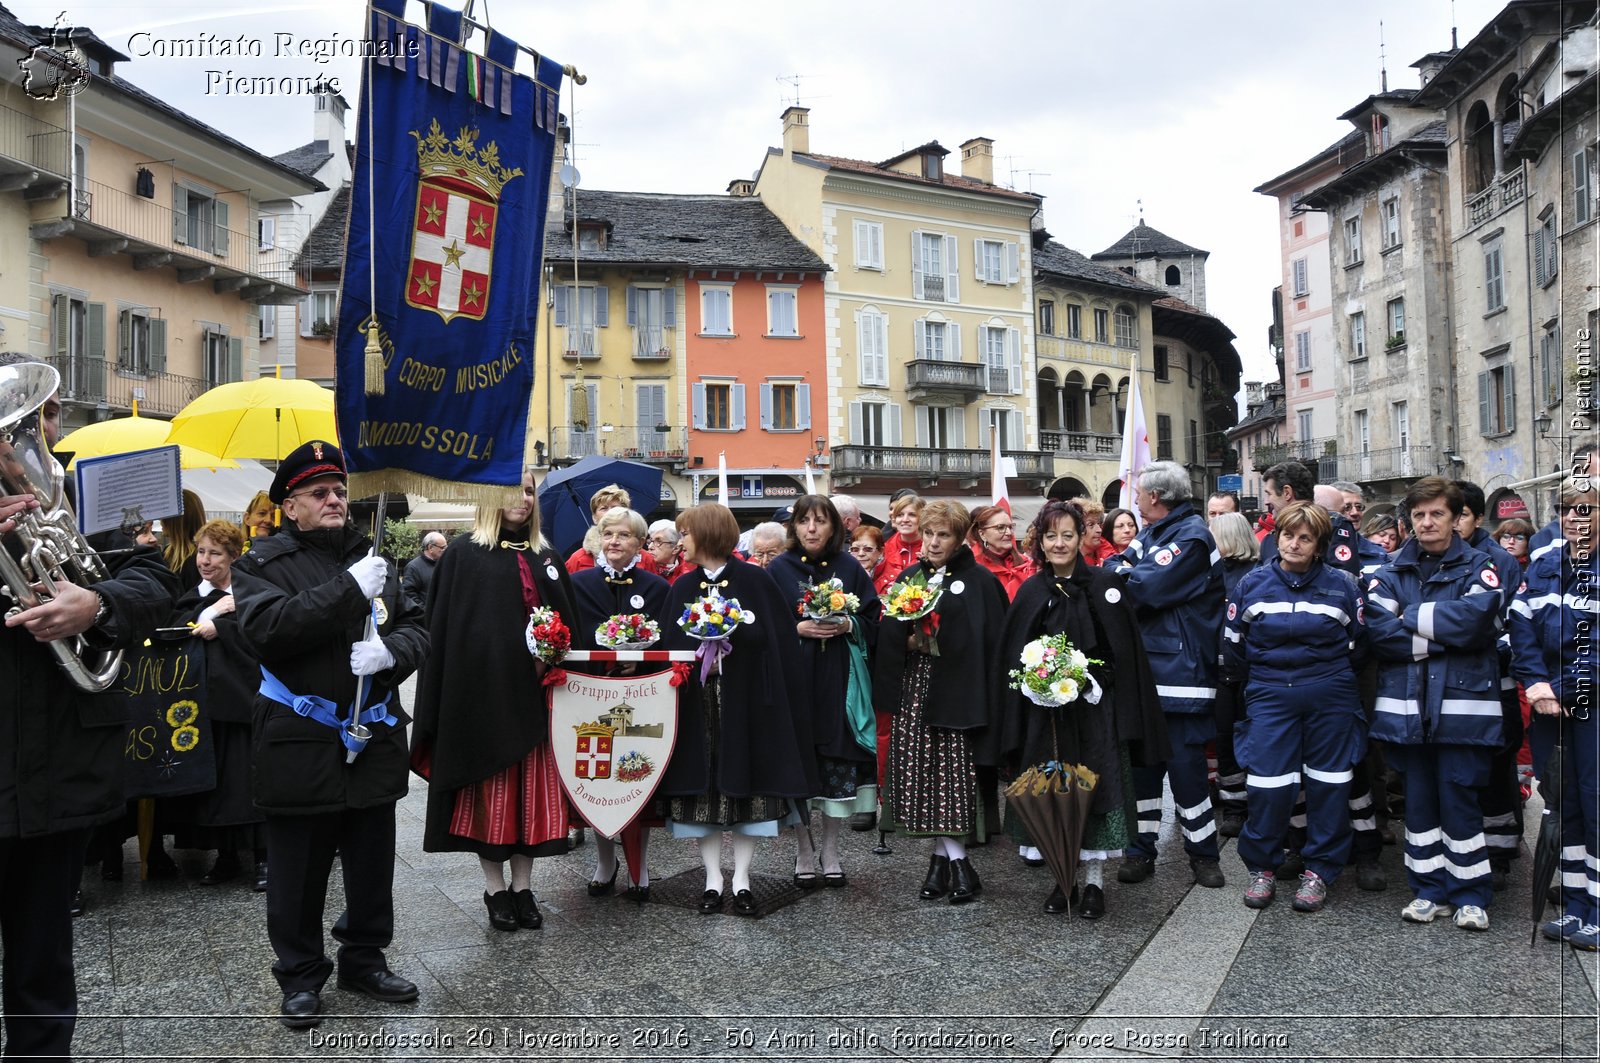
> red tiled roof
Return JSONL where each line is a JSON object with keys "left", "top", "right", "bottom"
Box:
{"left": 797, "top": 151, "right": 1041, "bottom": 204}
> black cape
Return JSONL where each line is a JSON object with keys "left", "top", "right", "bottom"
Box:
{"left": 171, "top": 584, "right": 258, "bottom": 724}
{"left": 995, "top": 565, "right": 1170, "bottom": 815}
{"left": 659, "top": 559, "right": 818, "bottom": 799}
{"left": 872, "top": 545, "right": 1008, "bottom": 753}
{"left": 570, "top": 562, "right": 672, "bottom": 643}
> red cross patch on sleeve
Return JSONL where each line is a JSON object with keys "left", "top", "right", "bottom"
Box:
{"left": 1481, "top": 568, "right": 1500, "bottom": 589}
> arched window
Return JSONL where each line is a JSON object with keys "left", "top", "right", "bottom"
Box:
{"left": 1164, "top": 264, "right": 1180, "bottom": 286}
{"left": 1465, "top": 100, "right": 1494, "bottom": 196}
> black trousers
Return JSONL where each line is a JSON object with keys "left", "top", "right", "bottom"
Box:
{"left": 264, "top": 804, "right": 397, "bottom": 995}
{"left": 0, "top": 828, "right": 88, "bottom": 1061}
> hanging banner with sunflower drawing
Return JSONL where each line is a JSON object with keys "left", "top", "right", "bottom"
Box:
{"left": 119, "top": 636, "right": 215, "bottom": 798}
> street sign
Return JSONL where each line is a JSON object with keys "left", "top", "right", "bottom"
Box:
{"left": 1218, "top": 474, "right": 1243, "bottom": 493}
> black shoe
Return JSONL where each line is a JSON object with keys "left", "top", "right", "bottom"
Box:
{"left": 337, "top": 969, "right": 419, "bottom": 1003}
{"left": 1355, "top": 856, "right": 1387, "bottom": 892}
{"left": 1117, "top": 855, "right": 1155, "bottom": 883}
{"left": 626, "top": 884, "right": 650, "bottom": 904}
{"left": 253, "top": 862, "right": 269, "bottom": 893}
{"left": 731, "top": 888, "right": 759, "bottom": 917}
{"left": 699, "top": 889, "right": 723, "bottom": 914}
{"left": 823, "top": 871, "right": 847, "bottom": 888}
{"left": 483, "top": 890, "right": 518, "bottom": 932}
{"left": 1277, "top": 850, "right": 1305, "bottom": 878}
{"left": 587, "top": 866, "right": 618, "bottom": 897}
{"left": 1216, "top": 811, "right": 1245, "bottom": 838}
{"left": 1044, "top": 886, "right": 1070, "bottom": 914}
{"left": 1078, "top": 884, "right": 1106, "bottom": 920}
{"left": 1490, "top": 861, "right": 1509, "bottom": 893}
{"left": 69, "top": 890, "right": 85, "bottom": 918}
{"left": 200, "top": 852, "right": 241, "bottom": 886}
{"left": 511, "top": 889, "right": 542, "bottom": 930}
{"left": 1191, "top": 858, "right": 1225, "bottom": 889}
{"left": 919, "top": 854, "right": 951, "bottom": 900}
{"left": 793, "top": 870, "right": 820, "bottom": 890}
{"left": 101, "top": 857, "right": 123, "bottom": 882}
{"left": 948, "top": 857, "right": 981, "bottom": 904}
{"left": 280, "top": 991, "right": 322, "bottom": 1029}
{"left": 849, "top": 811, "right": 876, "bottom": 832}
{"left": 145, "top": 849, "right": 178, "bottom": 880}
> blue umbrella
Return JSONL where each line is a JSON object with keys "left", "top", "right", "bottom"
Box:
{"left": 537, "top": 455, "right": 663, "bottom": 557}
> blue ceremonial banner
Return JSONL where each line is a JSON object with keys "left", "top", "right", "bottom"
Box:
{"left": 336, "top": 0, "right": 563, "bottom": 503}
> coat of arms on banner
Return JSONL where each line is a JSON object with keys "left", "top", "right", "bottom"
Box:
{"left": 550, "top": 671, "right": 678, "bottom": 837}
{"left": 406, "top": 120, "right": 523, "bottom": 324}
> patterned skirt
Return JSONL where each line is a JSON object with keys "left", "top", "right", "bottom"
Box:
{"left": 668, "top": 676, "right": 791, "bottom": 829}
{"left": 447, "top": 740, "right": 570, "bottom": 860}
{"left": 888, "top": 652, "right": 978, "bottom": 837}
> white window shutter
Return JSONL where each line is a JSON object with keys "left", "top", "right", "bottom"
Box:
{"left": 797, "top": 384, "right": 811, "bottom": 430}
{"left": 945, "top": 234, "right": 960, "bottom": 302}
{"left": 214, "top": 200, "right": 229, "bottom": 256}
{"left": 856, "top": 313, "right": 869, "bottom": 384}
{"left": 911, "top": 230, "right": 925, "bottom": 299}
{"left": 1008, "top": 409, "right": 1023, "bottom": 449}
{"left": 949, "top": 411, "right": 965, "bottom": 448}
{"left": 172, "top": 184, "right": 187, "bottom": 243}
{"left": 871, "top": 224, "right": 882, "bottom": 268}
{"left": 594, "top": 286, "right": 609, "bottom": 326}
{"left": 1008, "top": 327, "right": 1022, "bottom": 394}
{"left": 849, "top": 400, "right": 863, "bottom": 442}
{"left": 887, "top": 403, "right": 903, "bottom": 446}
{"left": 1007, "top": 241, "right": 1020, "bottom": 284}
{"left": 949, "top": 321, "right": 962, "bottom": 361}
{"left": 914, "top": 318, "right": 927, "bottom": 359}
{"left": 731, "top": 383, "right": 746, "bottom": 430}
{"left": 759, "top": 382, "right": 773, "bottom": 429}
{"left": 692, "top": 382, "right": 707, "bottom": 429}
{"left": 626, "top": 286, "right": 638, "bottom": 326}
{"left": 662, "top": 286, "right": 676, "bottom": 328}
{"left": 553, "top": 286, "right": 568, "bottom": 326}
{"left": 978, "top": 411, "right": 990, "bottom": 449}
{"left": 973, "top": 238, "right": 984, "bottom": 282}
{"left": 914, "top": 409, "right": 928, "bottom": 448}
{"left": 873, "top": 313, "right": 888, "bottom": 383}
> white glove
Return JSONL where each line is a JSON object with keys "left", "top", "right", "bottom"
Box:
{"left": 350, "top": 634, "right": 395, "bottom": 676}
{"left": 347, "top": 556, "right": 388, "bottom": 599}
{"left": 1084, "top": 673, "right": 1103, "bottom": 705}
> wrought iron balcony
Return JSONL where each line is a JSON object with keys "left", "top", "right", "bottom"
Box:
{"left": 904, "top": 359, "right": 985, "bottom": 403}
{"left": 43, "top": 355, "right": 207, "bottom": 417}
{"left": 1039, "top": 430, "right": 1120, "bottom": 459}
{"left": 0, "top": 101, "right": 70, "bottom": 192}
{"left": 549, "top": 425, "right": 686, "bottom": 464}
{"left": 633, "top": 326, "right": 671, "bottom": 361}
{"left": 1338, "top": 445, "right": 1441, "bottom": 483}
{"left": 830, "top": 444, "right": 1052, "bottom": 486}
{"left": 562, "top": 328, "right": 599, "bottom": 360}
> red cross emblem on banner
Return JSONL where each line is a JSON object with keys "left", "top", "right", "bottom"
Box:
{"left": 575, "top": 732, "right": 613, "bottom": 780}
{"left": 406, "top": 174, "right": 497, "bottom": 323}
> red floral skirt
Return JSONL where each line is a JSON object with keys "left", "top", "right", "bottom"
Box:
{"left": 448, "top": 740, "right": 570, "bottom": 857}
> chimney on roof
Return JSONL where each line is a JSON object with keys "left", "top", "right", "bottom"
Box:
{"left": 727, "top": 178, "right": 755, "bottom": 197}
{"left": 313, "top": 91, "right": 348, "bottom": 155}
{"left": 959, "top": 137, "right": 994, "bottom": 184}
{"left": 781, "top": 106, "right": 810, "bottom": 156}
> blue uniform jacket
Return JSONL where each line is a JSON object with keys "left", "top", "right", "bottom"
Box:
{"left": 1365, "top": 535, "right": 1504, "bottom": 747}
{"left": 1509, "top": 541, "right": 1600, "bottom": 705}
{"left": 1223, "top": 559, "right": 1368, "bottom": 688}
{"left": 1109, "top": 501, "right": 1224, "bottom": 714}
{"left": 1259, "top": 510, "right": 1364, "bottom": 577}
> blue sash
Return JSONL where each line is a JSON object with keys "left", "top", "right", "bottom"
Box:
{"left": 258, "top": 667, "right": 397, "bottom": 758}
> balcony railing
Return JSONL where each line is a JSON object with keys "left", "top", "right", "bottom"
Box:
{"left": 1040, "top": 431, "right": 1120, "bottom": 458}
{"left": 831, "top": 444, "right": 1052, "bottom": 483}
{"left": 1253, "top": 436, "right": 1339, "bottom": 482}
{"left": 549, "top": 425, "right": 686, "bottom": 464}
{"left": 1467, "top": 186, "right": 1495, "bottom": 228}
{"left": 0, "top": 101, "right": 71, "bottom": 180}
{"left": 562, "top": 328, "right": 598, "bottom": 360}
{"left": 42, "top": 355, "right": 207, "bottom": 417}
{"left": 1337, "top": 445, "right": 1441, "bottom": 483}
{"left": 1466, "top": 171, "right": 1529, "bottom": 229}
{"left": 633, "top": 326, "right": 671, "bottom": 360}
{"left": 904, "top": 359, "right": 984, "bottom": 402}
{"left": 1499, "top": 169, "right": 1525, "bottom": 209}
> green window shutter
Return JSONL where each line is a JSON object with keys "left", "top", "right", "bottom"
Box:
{"left": 214, "top": 199, "right": 230, "bottom": 257}
{"left": 228, "top": 337, "right": 243, "bottom": 382}
{"left": 1502, "top": 366, "right": 1515, "bottom": 433}
{"left": 1477, "top": 371, "right": 1490, "bottom": 434}
{"left": 172, "top": 184, "right": 187, "bottom": 244}
{"left": 52, "top": 293, "right": 69, "bottom": 360}
{"left": 86, "top": 302, "right": 105, "bottom": 360}
{"left": 117, "top": 309, "right": 130, "bottom": 368}
{"left": 150, "top": 318, "right": 167, "bottom": 373}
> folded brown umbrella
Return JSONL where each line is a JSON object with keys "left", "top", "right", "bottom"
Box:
{"left": 1003, "top": 761, "right": 1098, "bottom": 899}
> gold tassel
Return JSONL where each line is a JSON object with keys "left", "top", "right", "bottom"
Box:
{"left": 363, "top": 322, "right": 386, "bottom": 396}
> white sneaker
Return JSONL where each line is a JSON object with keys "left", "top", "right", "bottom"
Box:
{"left": 1401, "top": 898, "right": 1457, "bottom": 923}
{"left": 1454, "top": 904, "right": 1489, "bottom": 931}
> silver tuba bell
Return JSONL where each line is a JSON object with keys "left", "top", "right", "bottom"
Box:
{"left": 0, "top": 362, "right": 123, "bottom": 692}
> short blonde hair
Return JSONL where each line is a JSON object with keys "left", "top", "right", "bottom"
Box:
{"left": 920, "top": 499, "right": 971, "bottom": 540}
{"left": 1209, "top": 512, "right": 1259, "bottom": 562}
{"left": 596, "top": 506, "right": 648, "bottom": 539}
{"left": 589, "top": 484, "right": 631, "bottom": 516}
{"left": 889, "top": 494, "right": 925, "bottom": 521}
{"left": 1072, "top": 496, "right": 1105, "bottom": 524}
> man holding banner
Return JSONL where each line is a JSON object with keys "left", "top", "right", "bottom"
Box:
{"left": 233, "top": 442, "right": 428, "bottom": 1029}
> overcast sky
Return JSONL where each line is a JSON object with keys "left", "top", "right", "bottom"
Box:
{"left": 52, "top": 0, "right": 1508, "bottom": 387}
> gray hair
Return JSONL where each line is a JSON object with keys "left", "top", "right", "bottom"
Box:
{"left": 750, "top": 521, "right": 786, "bottom": 546}
{"left": 831, "top": 494, "right": 860, "bottom": 522}
{"left": 1209, "top": 512, "right": 1259, "bottom": 562}
{"left": 1313, "top": 484, "right": 1344, "bottom": 514}
{"left": 596, "top": 506, "right": 648, "bottom": 539}
{"left": 1138, "top": 461, "right": 1192, "bottom": 504}
{"left": 422, "top": 531, "right": 447, "bottom": 550}
{"left": 648, "top": 519, "right": 680, "bottom": 544}
{"left": 1329, "top": 480, "right": 1362, "bottom": 497}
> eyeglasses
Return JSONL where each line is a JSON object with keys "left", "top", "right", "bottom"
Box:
{"left": 291, "top": 485, "right": 349, "bottom": 502}
{"left": 984, "top": 523, "right": 1014, "bottom": 533}
{"left": 1559, "top": 503, "right": 1594, "bottom": 517}
{"left": 750, "top": 548, "right": 781, "bottom": 561}
{"left": 1498, "top": 533, "right": 1529, "bottom": 541}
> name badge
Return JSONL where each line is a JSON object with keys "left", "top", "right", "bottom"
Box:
{"left": 546, "top": 564, "right": 560, "bottom": 581}
{"left": 630, "top": 594, "right": 645, "bottom": 609}
{"left": 1104, "top": 587, "right": 1122, "bottom": 604}
{"left": 950, "top": 580, "right": 965, "bottom": 595}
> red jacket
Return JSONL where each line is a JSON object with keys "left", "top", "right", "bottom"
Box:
{"left": 1082, "top": 538, "right": 1119, "bottom": 567}
{"left": 874, "top": 532, "right": 922, "bottom": 596}
{"left": 972, "top": 546, "right": 1035, "bottom": 601}
{"left": 566, "top": 547, "right": 660, "bottom": 576}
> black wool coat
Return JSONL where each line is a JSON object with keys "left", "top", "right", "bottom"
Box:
{"left": 172, "top": 584, "right": 258, "bottom": 725}
{"left": 570, "top": 561, "right": 672, "bottom": 643}
{"left": 872, "top": 545, "right": 1008, "bottom": 754}
{"left": 232, "top": 523, "right": 427, "bottom": 816}
{"left": 659, "top": 558, "right": 818, "bottom": 799}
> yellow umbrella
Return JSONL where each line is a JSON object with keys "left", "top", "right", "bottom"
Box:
{"left": 57, "top": 410, "right": 239, "bottom": 470}
{"left": 167, "top": 378, "right": 337, "bottom": 461}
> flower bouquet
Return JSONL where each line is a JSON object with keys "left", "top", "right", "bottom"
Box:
{"left": 524, "top": 606, "right": 572, "bottom": 665}
{"left": 796, "top": 576, "right": 861, "bottom": 624}
{"left": 1008, "top": 634, "right": 1101, "bottom": 707}
{"left": 883, "top": 568, "right": 944, "bottom": 621}
{"left": 678, "top": 588, "right": 754, "bottom": 680}
{"left": 596, "top": 612, "right": 661, "bottom": 650}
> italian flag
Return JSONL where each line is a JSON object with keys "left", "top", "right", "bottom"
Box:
{"left": 466, "top": 54, "right": 484, "bottom": 101}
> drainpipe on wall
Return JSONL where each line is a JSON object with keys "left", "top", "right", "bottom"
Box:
{"left": 1519, "top": 159, "right": 1541, "bottom": 522}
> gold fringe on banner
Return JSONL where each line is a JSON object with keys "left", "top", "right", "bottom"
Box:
{"left": 363, "top": 323, "right": 386, "bottom": 396}
{"left": 349, "top": 468, "right": 521, "bottom": 510}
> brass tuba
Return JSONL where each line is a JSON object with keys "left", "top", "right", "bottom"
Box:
{"left": 0, "top": 362, "right": 123, "bottom": 692}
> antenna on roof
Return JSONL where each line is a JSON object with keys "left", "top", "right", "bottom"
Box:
{"left": 776, "top": 73, "right": 809, "bottom": 107}
{"left": 1379, "top": 19, "right": 1388, "bottom": 93}
{"left": 1451, "top": 0, "right": 1459, "bottom": 50}
{"left": 1137, "top": 198, "right": 1144, "bottom": 227}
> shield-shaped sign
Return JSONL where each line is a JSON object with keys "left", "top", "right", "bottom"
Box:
{"left": 406, "top": 173, "right": 497, "bottom": 323}
{"left": 550, "top": 669, "right": 679, "bottom": 838}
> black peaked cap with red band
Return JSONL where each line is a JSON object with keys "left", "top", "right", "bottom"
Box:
{"left": 270, "top": 439, "right": 347, "bottom": 504}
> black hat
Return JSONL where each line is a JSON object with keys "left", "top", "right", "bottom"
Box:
{"left": 771, "top": 506, "right": 793, "bottom": 523}
{"left": 270, "top": 440, "right": 347, "bottom": 503}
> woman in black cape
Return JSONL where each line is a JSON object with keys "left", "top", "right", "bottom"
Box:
{"left": 411, "top": 468, "right": 582, "bottom": 933}
{"left": 765, "top": 495, "right": 880, "bottom": 888}
{"left": 872, "top": 500, "right": 1009, "bottom": 905}
{"left": 996, "top": 499, "right": 1169, "bottom": 919}
{"left": 660, "top": 503, "right": 816, "bottom": 917}
{"left": 569, "top": 506, "right": 671, "bottom": 901}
